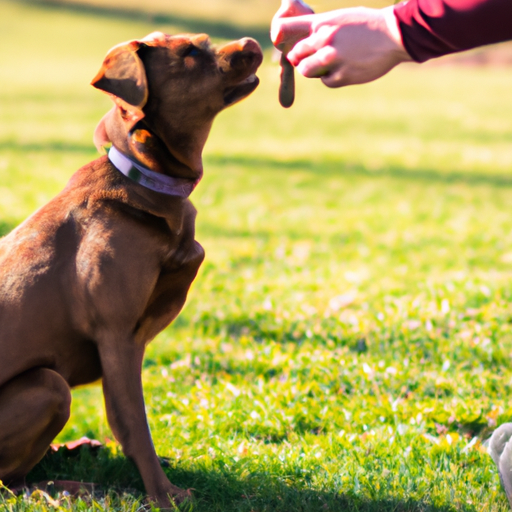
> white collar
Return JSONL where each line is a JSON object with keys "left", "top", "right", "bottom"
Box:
{"left": 108, "top": 146, "right": 198, "bottom": 198}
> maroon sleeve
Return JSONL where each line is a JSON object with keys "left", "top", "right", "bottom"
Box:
{"left": 394, "top": 0, "right": 512, "bottom": 62}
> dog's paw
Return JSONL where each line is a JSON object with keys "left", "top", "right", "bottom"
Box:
{"left": 489, "top": 423, "right": 512, "bottom": 508}
{"left": 149, "top": 484, "right": 193, "bottom": 510}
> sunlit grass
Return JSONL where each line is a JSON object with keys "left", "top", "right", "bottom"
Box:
{"left": 20, "top": 0, "right": 391, "bottom": 29}
{"left": 2, "top": 0, "right": 512, "bottom": 510}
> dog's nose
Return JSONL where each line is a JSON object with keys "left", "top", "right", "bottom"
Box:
{"left": 218, "top": 37, "right": 263, "bottom": 75}
{"left": 190, "top": 33, "right": 211, "bottom": 49}
{"left": 237, "top": 37, "right": 262, "bottom": 55}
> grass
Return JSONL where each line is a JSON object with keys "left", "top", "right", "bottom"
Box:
{"left": 1, "top": 0, "right": 512, "bottom": 510}
{"left": 20, "top": 0, "right": 391, "bottom": 33}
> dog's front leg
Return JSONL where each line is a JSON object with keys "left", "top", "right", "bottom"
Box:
{"left": 98, "top": 339, "right": 189, "bottom": 507}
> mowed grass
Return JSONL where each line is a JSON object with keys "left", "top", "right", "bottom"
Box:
{"left": 2, "top": 0, "right": 512, "bottom": 510}
{"left": 18, "top": 0, "right": 391, "bottom": 33}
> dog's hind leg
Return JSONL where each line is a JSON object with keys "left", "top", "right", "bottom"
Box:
{"left": 0, "top": 368, "right": 71, "bottom": 487}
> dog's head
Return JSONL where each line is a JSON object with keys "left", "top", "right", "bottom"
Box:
{"left": 91, "top": 32, "right": 263, "bottom": 179}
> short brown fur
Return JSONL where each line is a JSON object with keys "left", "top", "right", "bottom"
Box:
{"left": 0, "top": 31, "right": 262, "bottom": 507}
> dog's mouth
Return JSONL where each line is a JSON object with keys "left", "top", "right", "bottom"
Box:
{"left": 223, "top": 73, "right": 260, "bottom": 106}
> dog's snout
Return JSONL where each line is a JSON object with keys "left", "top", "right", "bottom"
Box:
{"left": 230, "top": 49, "right": 260, "bottom": 71}
{"left": 219, "top": 37, "right": 263, "bottom": 67}
{"left": 217, "top": 37, "right": 263, "bottom": 75}
{"left": 238, "top": 37, "right": 262, "bottom": 55}
{"left": 190, "top": 33, "right": 211, "bottom": 50}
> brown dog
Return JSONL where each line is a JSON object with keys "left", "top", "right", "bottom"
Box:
{"left": 0, "top": 32, "right": 262, "bottom": 507}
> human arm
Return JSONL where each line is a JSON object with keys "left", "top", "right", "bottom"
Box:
{"left": 395, "top": 0, "right": 512, "bottom": 62}
{"left": 271, "top": 0, "right": 512, "bottom": 88}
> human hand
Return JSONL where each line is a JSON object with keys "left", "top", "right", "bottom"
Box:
{"left": 272, "top": 6, "right": 413, "bottom": 88}
{"left": 271, "top": 0, "right": 315, "bottom": 54}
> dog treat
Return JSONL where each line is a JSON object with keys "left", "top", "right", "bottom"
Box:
{"left": 279, "top": 53, "right": 295, "bottom": 108}
{"left": 271, "top": 0, "right": 314, "bottom": 108}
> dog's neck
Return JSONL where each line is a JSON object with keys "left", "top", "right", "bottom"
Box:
{"left": 96, "top": 107, "right": 206, "bottom": 182}
{"left": 108, "top": 146, "right": 199, "bottom": 198}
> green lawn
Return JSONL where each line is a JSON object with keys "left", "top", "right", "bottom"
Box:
{"left": 2, "top": 0, "right": 512, "bottom": 510}
{"left": 18, "top": 0, "right": 391, "bottom": 34}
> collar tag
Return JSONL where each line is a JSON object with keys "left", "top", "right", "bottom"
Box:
{"left": 108, "top": 146, "right": 198, "bottom": 197}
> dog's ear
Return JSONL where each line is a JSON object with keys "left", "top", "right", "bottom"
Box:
{"left": 91, "top": 40, "right": 149, "bottom": 130}
{"left": 92, "top": 107, "right": 114, "bottom": 153}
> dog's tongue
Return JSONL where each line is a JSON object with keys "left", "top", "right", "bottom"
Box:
{"left": 271, "top": 0, "right": 314, "bottom": 108}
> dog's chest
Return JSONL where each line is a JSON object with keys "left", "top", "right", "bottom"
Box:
{"left": 135, "top": 240, "right": 205, "bottom": 343}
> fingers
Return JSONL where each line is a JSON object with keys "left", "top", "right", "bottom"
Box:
{"left": 271, "top": 15, "right": 315, "bottom": 52}
{"left": 271, "top": 0, "right": 315, "bottom": 51}
{"left": 295, "top": 46, "right": 337, "bottom": 78}
{"left": 273, "top": 4, "right": 415, "bottom": 94}
{"left": 284, "top": 7, "right": 407, "bottom": 88}
{"left": 274, "top": 0, "right": 314, "bottom": 19}
{"left": 288, "top": 26, "right": 339, "bottom": 77}
{"left": 320, "top": 69, "right": 346, "bottom": 88}
{"left": 286, "top": 0, "right": 314, "bottom": 17}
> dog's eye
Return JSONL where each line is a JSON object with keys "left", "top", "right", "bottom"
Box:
{"left": 183, "top": 46, "right": 201, "bottom": 58}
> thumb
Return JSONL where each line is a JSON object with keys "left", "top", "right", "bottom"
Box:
{"left": 275, "top": 0, "right": 314, "bottom": 18}
{"left": 271, "top": 15, "right": 315, "bottom": 53}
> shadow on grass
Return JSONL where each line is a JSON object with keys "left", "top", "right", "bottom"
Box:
{"left": 27, "top": 445, "right": 478, "bottom": 512}
{"left": 16, "top": 0, "right": 273, "bottom": 47}
{"left": 178, "top": 311, "right": 320, "bottom": 347}
{"left": 206, "top": 154, "right": 512, "bottom": 188}
{"left": 2, "top": 140, "right": 511, "bottom": 189}
{"left": 0, "top": 140, "right": 98, "bottom": 155}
